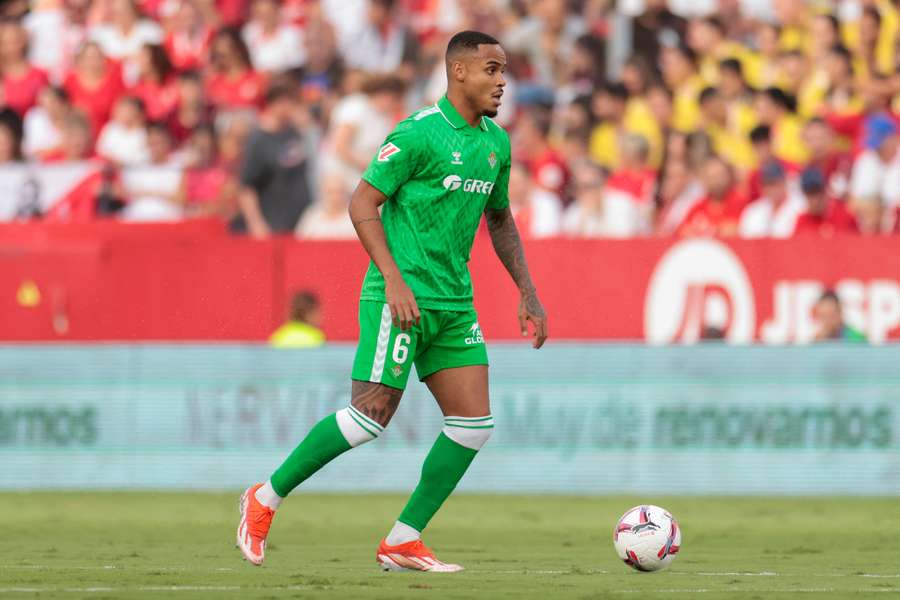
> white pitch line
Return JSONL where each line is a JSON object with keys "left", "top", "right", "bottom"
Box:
{"left": 0, "top": 587, "right": 898, "bottom": 594}
{"left": 0, "top": 565, "right": 234, "bottom": 572}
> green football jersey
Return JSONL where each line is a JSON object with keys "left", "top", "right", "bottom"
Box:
{"left": 360, "top": 94, "right": 511, "bottom": 311}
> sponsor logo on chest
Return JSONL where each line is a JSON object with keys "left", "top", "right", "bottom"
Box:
{"left": 442, "top": 174, "right": 495, "bottom": 195}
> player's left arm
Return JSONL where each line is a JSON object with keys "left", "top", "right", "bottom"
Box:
{"left": 484, "top": 205, "right": 547, "bottom": 349}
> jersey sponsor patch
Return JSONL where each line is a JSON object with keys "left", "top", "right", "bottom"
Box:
{"left": 377, "top": 142, "right": 401, "bottom": 162}
{"left": 442, "top": 175, "right": 495, "bottom": 195}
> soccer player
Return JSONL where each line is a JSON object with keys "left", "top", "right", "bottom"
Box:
{"left": 237, "top": 30, "right": 547, "bottom": 572}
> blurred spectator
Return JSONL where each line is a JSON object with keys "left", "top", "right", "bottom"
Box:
{"left": 205, "top": 27, "right": 266, "bottom": 110}
{"left": 163, "top": 0, "right": 215, "bottom": 72}
{"left": 322, "top": 73, "right": 404, "bottom": 190}
{"left": 849, "top": 113, "right": 899, "bottom": 234}
{"left": 504, "top": 0, "right": 587, "bottom": 89}
{"left": 677, "top": 155, "right": 744, "bottom": 237}
{"left": 269, "top": 290, "right": 326, "bottom": 349}
{"left": 23, "top": 86, "right": 70, "bottom": 159}
{"left": 654, "top": 158, "right": 703, "bottom": 235}
{"left": 0, "top": 110, "right": 24, "bottom": 164}
{"left": 242, "top": 0, "right": 305, "bottom": 73}
{"left": 630, "top": 0, "right": 687, "bottom": 67}
{"left": 295, "top": 171, "right": 356, "bottom": 239}
{"left": 130, "top": 43, "right": 179, "bottom": 122}
{"left": 298, "top": 7, "right": 344, "bottom": 105}
{"left": 744, "top": 124, "right": 796, "bottom": 203}
{"left": 42, "top": 110, "right": 94, "bottom": 162}
{"left": 793, "top": 167, "right": 858, "bottom": 237}
{"left": 812, "top": 290, "right": 866, "bottom": 343}
{"left": 738, "top": 161, "right": 804, "bottom": 238}
{"left": 0, "top": 20, "right": 50, "bottom": 118}
{"left": 63, "top": 41, "right": 126, "bottom": 135}
{"left": 660, "top": 44, "right": 703, "bottom": 133}
{"left": 686, "top": 16, "right": 743, "bottom": 85}
{"left": 120, "top": 122, "right": 182, "bottom": 221}
{"left": 754, "top": 87, "right": 808, "bottom": 164}
{"left": 744, "top": 21, "right": 781, "bottom": 89}
{"left": 697, "top": 86, "right": 754, "bottom": 171}
{"left": 89, "top": 0, "right": 164, "bottom": 85}
{"left": 603, "top": 133, "right": 655, "bottom": 236}
{"left": 515, "top": 107, "right": 570, "bottom": 200}
{"left": 803, "top": 117, "right": 851, "bottom": 200}
{"left": 24, "top": 0, "right": 88, "bottom": 83}
{"left": 234, "top": 81, "right": 312, "bottom": 237}
{"left": 177, "top": 125, "right": 237, "bottom": 219}
{"left": 507, "top": 160, "right": 562, "bottom": 239}
{"left": 96, "top": 96, "right": 150, "bottom": 165}
{"left": 341, "top": 0, "right": 420, "bottom": 80}
{"left": 589, "top": 85, "right": 621, "bottom": 167}
{"left": 561, "top": 159, "right": 606, "bottom": 237}
{"left": 168, "top": 70, "right": 213, "bottom": 144}
{"left": 717, "top": 58, "right": 756, "bottom": 139}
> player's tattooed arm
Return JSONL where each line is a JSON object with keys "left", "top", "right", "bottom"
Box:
{"left": 484, "top": 207, "right": 548, "bottom": 349}
{"left": 349, "top": 180, "right": 420, "bottom": 330}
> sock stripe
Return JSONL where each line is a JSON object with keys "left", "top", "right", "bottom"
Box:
{"left": 443, "top": 416, "right": 493, "bottom": 422}
{"left": 349, "top": 405, "right": 384, "bottom": 432}
{"left": 347, "top": 411, "right": 380, "bottom": 438}
{"left": 444, "top": 423, "right": 494, "bottom": 429}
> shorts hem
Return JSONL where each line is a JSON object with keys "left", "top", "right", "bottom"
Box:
{"left": 416, "top": 357, "right": 489, "bottom": 382}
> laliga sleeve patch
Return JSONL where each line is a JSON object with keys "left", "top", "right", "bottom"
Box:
{"left": 378, "top": 142, "right": 401, "bottom": 162}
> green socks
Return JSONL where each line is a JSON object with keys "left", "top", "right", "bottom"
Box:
{"left": 269, "top": 407, "right": 384, "bottom": 497}
{"left": 396, "top": 432, "right": 479, "bottom": 532}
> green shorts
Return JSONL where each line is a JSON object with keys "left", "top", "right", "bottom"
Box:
{"left": 351, "top": 301, "right": 489, "bottom": 390}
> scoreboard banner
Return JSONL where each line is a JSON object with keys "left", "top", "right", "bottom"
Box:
{"left": 1, "top": 344, "right": 898, "bottom": 494}
{"left": 3, "top": 231, "right": 900, "bottom": 343}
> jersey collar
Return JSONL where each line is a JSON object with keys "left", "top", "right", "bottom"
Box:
{"left": 436, "top": 95, "right": 488, "bottom": 131}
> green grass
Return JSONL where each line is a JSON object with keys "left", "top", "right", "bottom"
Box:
{"left": 1, "top": 493, "right": 898, "bottom": 599}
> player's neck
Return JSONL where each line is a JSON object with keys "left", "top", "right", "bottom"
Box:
{"left": 445, "top": 89, "right": 482, "bottom": 128}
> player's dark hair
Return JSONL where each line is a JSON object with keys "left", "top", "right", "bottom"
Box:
{"left": 446, "top": 30, "right": 500, "bottom": 58}
{"left": 750, "top": 124, "right": 771, "bottom": 144}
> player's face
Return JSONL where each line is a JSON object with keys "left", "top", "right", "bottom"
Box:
{"left": 463, "top": 44, "right": 507, "bottom": 118}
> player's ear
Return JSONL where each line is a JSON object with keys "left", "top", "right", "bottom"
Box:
{"left": 450, "top": 59, "right": 466, "bottom": 83}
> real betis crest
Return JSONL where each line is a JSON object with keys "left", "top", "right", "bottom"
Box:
{"left": 488, "top": 151, "right": 497, "bottom": 169}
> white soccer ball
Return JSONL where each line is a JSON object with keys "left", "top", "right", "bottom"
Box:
{"left": 613, "top": 505, "right": 682, "bottom": 572}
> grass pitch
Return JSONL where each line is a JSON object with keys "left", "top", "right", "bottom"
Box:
{"left": 1, "top": 493, "right": 898, "bottom": 599}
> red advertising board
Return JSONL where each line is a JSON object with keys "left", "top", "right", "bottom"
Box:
{"left": 2, "top": 223, "right": 899, "bottom": 343}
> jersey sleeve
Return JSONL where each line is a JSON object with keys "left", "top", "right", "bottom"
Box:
{"left": 486, "top": 136, "right": 511, "bottom": 211}
{"left": 362, "top": 120, "right": 421, "bottom": 198}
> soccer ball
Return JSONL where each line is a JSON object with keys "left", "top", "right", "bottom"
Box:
{"left": 613, "top": 505, "right": 681, "bottom": 572}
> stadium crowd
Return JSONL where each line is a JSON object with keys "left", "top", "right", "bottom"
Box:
{"left": 2, "top": 0, "right": 900, "bottom": 238}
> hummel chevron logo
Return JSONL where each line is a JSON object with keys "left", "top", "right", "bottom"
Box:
{"left": 378, "top": 142, "right": 401, "bottom": 162}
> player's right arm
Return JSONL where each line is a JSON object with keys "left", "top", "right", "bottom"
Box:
{"left": 348, "top": 181, "right": 420, "bottom": 331}
{"left": 349, "top": 119, "right": 423, "bottom": 331}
